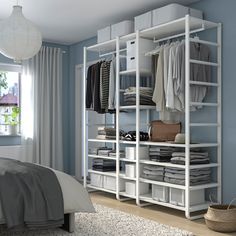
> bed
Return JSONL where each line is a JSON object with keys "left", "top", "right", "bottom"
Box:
{"left": 0, "top": 160, "right": 95, "bottom": 233}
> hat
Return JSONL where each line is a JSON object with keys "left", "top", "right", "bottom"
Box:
{"left": 174, "top": 133, "right": 185, "bottom": 144}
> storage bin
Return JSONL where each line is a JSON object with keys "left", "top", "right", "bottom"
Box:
{"left": 125, "top": 164, "right": 136, "bottom": 178}
{"left": 152, "top": 185, "right": 169, "bottom": 203}
{"left": 169, "top": 188, "right": 205, "bottom": 207}
{"left": 126, "top": 38, "right": 154, "bottom": 71}
{"left": 111, "top": 20, "right": 134, "bottom": 39}
{"left": 103, "top": 176, "right": 125, "bottom": 191}
{"left": 125, "top": 147, "right": 149, "bottom": 160}
{"left": 134, "top": 11, "right": 152, "bottom": 31}
{"left": 190, "top": 8, "right": 203, "bottom": 19}
{"left": 90, "top": 173, "right": 103, "bottom": 188}
{"left": 97, "top": 26, "right": 111, "bottom": 43}
{"left": 125, "top": 181, "right": 149, "bottom": 196}
{"left": 152, "top": 4, "right": 203, "bottom": 26}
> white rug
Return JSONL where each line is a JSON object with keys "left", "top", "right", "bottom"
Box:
{"left": 0, "top": 204, "right": 194, "bottom": 236}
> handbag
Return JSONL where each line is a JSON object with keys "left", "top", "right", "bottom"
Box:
{"left": 149, "top": 120, "right": 181, "bottom": 142}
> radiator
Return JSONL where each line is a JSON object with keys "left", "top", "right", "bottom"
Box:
{"left": 0, "top": 145, "right": 22, "bottom": 160}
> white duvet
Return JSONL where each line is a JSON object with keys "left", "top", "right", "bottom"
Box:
{"left": 0, "top": 169, "right": 95, "bottom": 223}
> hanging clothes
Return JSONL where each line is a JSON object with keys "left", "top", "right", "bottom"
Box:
{"left": 100, "top": 61, "right": 111, "bottom": 112}
{"left": 152, "top": 46, "right": 165, "bottom": 111}
{"left": 86, "top": 57, "right": 116, "bottom": 114}
{"left": 151, "top": 40, "right": 211, "bottom": 114}
{"left": 108, "top": 55, "right": 116, "bottom": 111}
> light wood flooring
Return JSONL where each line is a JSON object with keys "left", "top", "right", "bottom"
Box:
{"left": 90, "top": 192, "right": 236, "bottom": 236}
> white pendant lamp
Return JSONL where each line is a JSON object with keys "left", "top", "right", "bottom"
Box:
{"left": 0, "top": 5, "right": 42, "bottom": 63}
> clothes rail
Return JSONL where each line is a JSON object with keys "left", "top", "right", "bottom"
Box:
{"left": 153, "top": 25, "right": 205, "bottom": 44}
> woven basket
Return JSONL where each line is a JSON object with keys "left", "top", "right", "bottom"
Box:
{"left": 204, "top": 202, "right": 236, "bottom": 233}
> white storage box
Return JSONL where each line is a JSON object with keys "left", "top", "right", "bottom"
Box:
{"left": 125, "top": 147, "right": 149, "bottom": 160}
{"left": 97, "top": 26, "right": 111, "bottom": 43}
{"left": 103, "top": 176, "right": 125, "bottom": 191}
{"left": 125, "top": 181, "right": 149, "bottom": 196}
{"left": 169, "top": 188, "right": 205, "bottom": 207}
{"left": 111, "top": 20, "right": 134, "bottom": 39}
{"left": 152, "top": 185, "right": 169, "bottom": 203}
{"left": 126, "top": 38, "right": 155, "bottom": 71}
{"left": 125, "top": 164, "right": 136, "bottom": 178}
{"left": 90, "top": 173, "right": 103, "bottom": 188}
{"left": 134, "top": 11, "right": 152, "bottom": 31}
{"left": 152, "top": 4, "right": 203, "bottom": 26}
{"left": 190, "top": 8, "right": 203, "bottom": 19}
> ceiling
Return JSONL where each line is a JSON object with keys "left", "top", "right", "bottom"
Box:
{"left": 0, "top": 0, "right": 201, "bottom": 45}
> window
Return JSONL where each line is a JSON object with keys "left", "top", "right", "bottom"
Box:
{"left": 0, "top": 64, "right": 21, "bottom": 136}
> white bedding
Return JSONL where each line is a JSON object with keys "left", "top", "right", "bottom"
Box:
{"left": 0, "top": 169, "right": 95, "bottom": 224}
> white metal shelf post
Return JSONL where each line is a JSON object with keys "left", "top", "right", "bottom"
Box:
{"left": 217, "top": 23, "right": 222, "bottom": 204}
{"left": 185, "top": 15, "right": 191, "bottom": 219}
{"left": 83, "top": 46, "right": 88, "bottom": 188}
{"left": 116, "top": 36, "right": 121, "bottom": 201}
{"left": 136, "top": 30, "right": 141, "bottom": 206}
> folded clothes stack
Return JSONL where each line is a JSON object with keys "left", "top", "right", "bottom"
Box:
{"left": 92, "top": 158, "right": 116, "bottom": 172}
{"left": 141, "top": 165, "right": 164, "bottom": 181}
{"left": 149, "top": 147, "right": 175, "bottom": 162}
{"left": 109, "top": 149, "right": 125, "bottom": 158}
{"left": 89, "top": 147, "right": 112, "bottom": 155}
{"left": 164, "top": 167, "right": 211, "bottom": 186}
{"left": 97, "top": 127, "right": 125, "bottom": 140}
{"left": 123, "top": 87, "right": 155, "bottom": 106}
{"left": 170, "top": 151, "right": 210, "bottom": 165}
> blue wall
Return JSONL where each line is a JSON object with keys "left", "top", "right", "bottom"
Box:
{"left": 190, "top": 0, "right": 236, "bottom": 204}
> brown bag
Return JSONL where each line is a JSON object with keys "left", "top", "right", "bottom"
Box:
{"left": 149, "top": 120, "right": 181, "bottom": 142}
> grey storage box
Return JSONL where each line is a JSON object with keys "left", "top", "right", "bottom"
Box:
{"left": 134, "top": 11, "right": 152, "bottom": 31}
{"left": 111, "top": 20, "right": 134, "bottom": 39}
{"left": 97, "top": 26, "right": 111, "bottom": 43}
{"left": 152, "top": 3, "right": 203, "bottom": 26}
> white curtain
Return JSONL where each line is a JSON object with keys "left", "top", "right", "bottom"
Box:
{"left": 21, "top": 46, "right": 63, "bottom": 171}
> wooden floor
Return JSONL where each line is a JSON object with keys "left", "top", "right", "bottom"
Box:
{"left": 90, "top": 192, "right": 236, "bottom": 236}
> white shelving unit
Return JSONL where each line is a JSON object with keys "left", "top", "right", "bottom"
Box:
{"left": 82, "top": 15, "right": 222, "bottom": 220}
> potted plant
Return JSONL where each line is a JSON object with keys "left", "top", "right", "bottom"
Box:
{"left": 3, "top": 106, "right": 20, "bottom": 135}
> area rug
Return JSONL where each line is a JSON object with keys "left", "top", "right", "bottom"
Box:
{"left": 0, "top": 204, "right": 194, "bottom": 236}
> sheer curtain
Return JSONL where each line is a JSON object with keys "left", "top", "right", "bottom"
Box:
{"left": 21, "top": 46, "right": 63, "bottom": 171}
